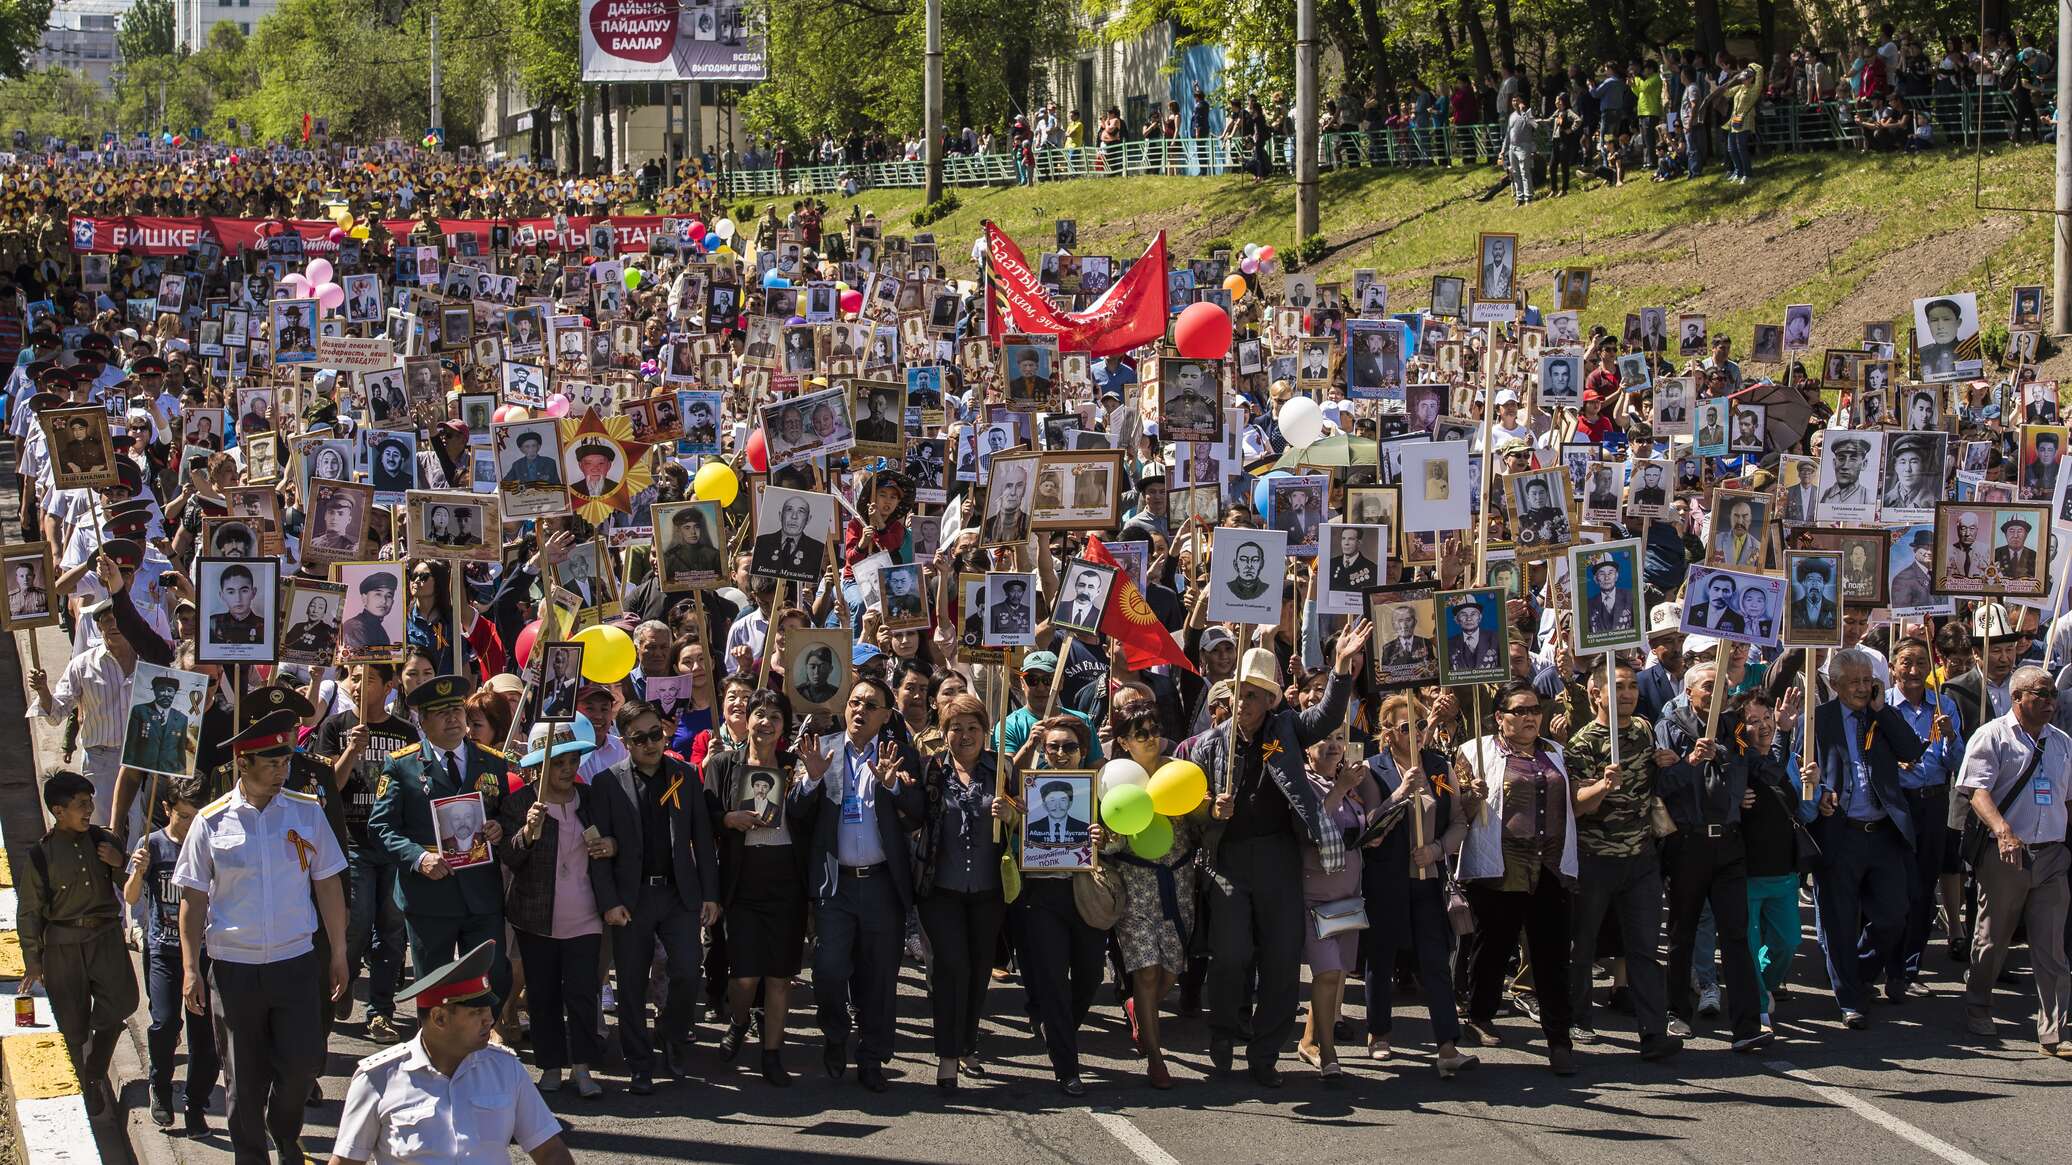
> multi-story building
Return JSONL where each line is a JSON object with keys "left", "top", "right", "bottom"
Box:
{"left": 173, "top": 0, "right": 270, "bottom": 51}
{"left": 29, "top": 0, "right": 132, "bottom": 89}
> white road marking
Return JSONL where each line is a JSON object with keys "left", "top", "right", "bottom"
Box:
{"left": 1087, "top": 1109, "right": 1184, "bottom": 1165}
{"left": 1766, "top": 1060, "right": 1994, "bottom": 1165}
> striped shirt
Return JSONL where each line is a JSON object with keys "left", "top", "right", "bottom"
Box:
{"left": 29, "top": 644, "right": 135, "bottom": 750}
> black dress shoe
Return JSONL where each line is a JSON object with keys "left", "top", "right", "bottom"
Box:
{"left": 666, "top": 1041, "right": 695, "bottom": 1079}
{"left": 150, "top": 1095, "right": 173, "bottom": 1128}
{"left": 1248, "top": 1063, "right": 1284, "bottom": 1088}
{"left": 937, "top": 1076, "right": 958, "bottom": 1096}
{"left": 959, "top": 1059, "right": 987, "bottom": 1080}
{"left": 1549, "top": 1046, "right": 1578, "bottom": 1076}
{"left": 273, "top": 1137, "right": 305, "bottom": 1165}
{"left": 627, "top": 1072, "right": 655, "bottom": 1095}
{"left": 182, "top": 1107, "right": 210, "bottom": 1138}
{"left": 823, "top": 1041, "right": 848, "bottom": 1079}
{"left": 720, "top": 1022, "right": 750, "bottom": 1062}
{"left": 1058, "top": 1075, "right": 1087, "bottom": 1097}
{"left": 857, "top": 1062, "right": 889, "bottom": 1093}
{"left": 307, "top": 1080, "right": 323, "bottom": 1106}
{"left": 1210, "top": 1035, "right": 1235, "bottom": 1074}
{"left": 760, "top": 1048, "right": 791, "bottom": 1087}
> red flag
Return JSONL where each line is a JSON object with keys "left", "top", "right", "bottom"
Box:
{"left": 983, "top": 222, "right": 1167, "bottom": 356}
{"left": 1082, "top": 536, "right": 1197, "bottom": 674}
{"left": 301, "top": 113, "right": 312, "bottom": 143}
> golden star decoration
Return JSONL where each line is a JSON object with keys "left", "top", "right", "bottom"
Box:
{"left": 557, "top": 410, "right": 654, "bottom": 523}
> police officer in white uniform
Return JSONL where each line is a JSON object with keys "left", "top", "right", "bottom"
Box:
{"left": 330, "top": 940, "right": 573, "bottom": 1165}
{"left": 174, "top": 711, "right": 349, "bottom": 1165}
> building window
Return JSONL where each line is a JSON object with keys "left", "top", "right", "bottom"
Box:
{"left": 239, "top": 21, "right": 250, "bottom": 32}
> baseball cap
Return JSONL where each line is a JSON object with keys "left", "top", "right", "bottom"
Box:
{"left": 1200, "top": 627, "right": 1235, "bottom": 651}
{"left": 1021, "top": 650, "right": 1059, "bottom": 675}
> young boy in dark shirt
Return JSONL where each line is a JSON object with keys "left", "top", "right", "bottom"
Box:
{"left": 123, "top": 776, "right": 220, "bottom": 1135}
{"left": 18, "top": 770, "right": 139, "bottom": 1118}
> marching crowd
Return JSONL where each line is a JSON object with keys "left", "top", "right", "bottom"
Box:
{"left": 0, "top": 151, "right": 2067, "bottom": 1165}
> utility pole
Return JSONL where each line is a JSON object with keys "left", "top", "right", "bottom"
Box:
{"left": 924, "top": 0, "right": 943, "bottom": 204}
{"left": 428, "top": 7, "right": 442, "bottom": 137}
{"left": 1293, "top": 0, "right": 1318, "bottom": 246}
{"left": 2054, "top": 0, "right": 2072, "bottom": 334}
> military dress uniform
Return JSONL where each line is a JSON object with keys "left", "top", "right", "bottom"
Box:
{"left": 171, "top": 714, "right": 347, "bottom": 1165}
{"left": 333, "top": 943, "right": 565, "bottom": 1165}
{"left": 368, "top": 677, "right": 513, "bottom": 1002}
{"left": 209, "top": 609, "right": 266, "bottom": 644}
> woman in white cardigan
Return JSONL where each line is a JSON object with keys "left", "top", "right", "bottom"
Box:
{"left": 1453, "top": 678, "right": 1581, "bottom": 1076}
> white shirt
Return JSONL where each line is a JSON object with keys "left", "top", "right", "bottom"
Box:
{"left": 1956, "top": 714, "right": 2070, "bottom": 844}
{"left": 335, "top": 1037, "right": 559, "bottom": 1165}
{"left": 172, "top": 785, "right": 346, "bottom": 964}
{"left": 29, "top": 643, "right": 133, "bottom": 750}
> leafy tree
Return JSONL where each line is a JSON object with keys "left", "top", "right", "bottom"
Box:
{"left": 0, "top": 66, "right": 112, "bottom": 138}
{"left": 0, "top": 0, "right": 54, "bottom": 80}
{"left": 112, "top": 21, "right": 255, "bottom": 137}
{"left": 118, "top": 0, "right": 177, "bottom": 63}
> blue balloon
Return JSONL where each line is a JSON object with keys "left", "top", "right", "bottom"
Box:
{"left": 763, "top": 271, "right": 790, "bottom": 289}
{"left": 703, "top": 234, "right": 724, "bottom": 252}
{"left": 1252, "top": 469, "right": 1291, "bottom": 518}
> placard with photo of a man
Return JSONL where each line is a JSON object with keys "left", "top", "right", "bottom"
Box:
{"left": 1622, "top": 459, "right": 1675, "bottom": 520}
{"left": 1706, "top": 489, "right": 1770, "bottom": 569}
{"left": 752, "top": 485, "right": 834, "bottom": 584}
{"left": 653, "top": 500, "right": 725, "bottom": 590}
{"left": 1567, "top": 539, "right": 1645, "bottom": 653}
{"left": 1777, "top": 454, "right": 1820, "bottom": 524}
{"left": 1879, "top": 431, "right": 1945, "bottom": 521}
{"left": 1782, "top": 550, "right": 1846, "bottom": 646}
{"left": 277, "top": 578, "right": 346, "bottom": 665}
{"left": 123, "top": 661, "right": 207, "bottom": 779}
{"left": 1367, "top": 582, "right": 1439, "bottom": 689}
{"left": 1053, "top": 560, "right": 1115, "bottom": 636}
{"left": 1001, "top": 335, "right": 1057, "bottom": 405}
{"left": 0, "top": 541, "right": 58, "bottom": 632}
{"left": 536, "top": 642, "right": 585, "bottom": 721}
{"left": 1535, "top": 353, "right": 1583, "bottom": 410}
{"left": 875, "top": 561, "right": 930, "bottom": 632}
{"left": 334, "top": 561, "right": 405, "bottom": 662}
{"left": 849, "top": 379, "right": 905, "bottom": 458}
{"left": 1507, "top": 467, "right": 1573, "bottom": 556}
{"left": 1435, "top": 588, "right": 1507, "bottom": 685}
{"left": 2019, "top": 424, "right": 2066, "bottom": 503}
{"left": 1343, "top": 319, "right": 1406, "bottom": 401}
{"left": 976, "top": 572, "right": 1036, "bottom": 647}
{"left": 1885, "top": 525, "right": 1948, "bottom": 616}
{"left": 1816, "top": 430, "right": 1884, "bottom": 524}
{"left": 1159, "top": 358, "right": 1224, "bottom": 441}
{"left": 1581, "top": 461, "right": 1626, "bottom": 525}
{"left": 1678, "top": 565, "right": 1783, "bottom": 648}
{"left": 784, "top": 628, "right": 853, "bottom": 715}
{"left": 196, "top": 557, "right": 278, "bottom": 665}
{"left": 1206, "top": 527, "right": 1288, "bottom": 625}
{"left": 1932, "top": 502, "right": 2050, "bottom": 597}
{"left": 1318, "top": 522, "right": 1386, "bottom": 616}
{"left": 1030, "top": 450, "right": 1122, "bottom": 531}
{"left": 494, "top": 419, "right": 568, "bottom": 518}
{"left": 1017, "top": 769, "right": 1096, "bottom": 871}
{"left": 980, "top": 451, "right": 1038, "bottom": 545}
{"left": 270, "top": 297, "right": 319, "bottom": 364}
{"left": 1913, "top": 292, "right": 1983, "bottom": 382}
{"left": 41, "top": 406, "right": 118, "bottom": 490}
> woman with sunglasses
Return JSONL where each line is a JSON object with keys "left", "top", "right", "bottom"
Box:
{"left": 1010, "top": 712, "right": 1108, "bottom": 1093}
{"left": 704, "top": 688, "right": 809, "bottom": 1085}
{"left": 1455, "top": 678, "right": 1581, "bottom": 1074}
{"left": 1361, "top": 694, "right": 1476, "bottom": 1074}
{"left": 912, "top": 693, "right": 1020, "bottom": 1093}
{"left": 1101, "top": 705, "right": 1205, "bottom": 1088}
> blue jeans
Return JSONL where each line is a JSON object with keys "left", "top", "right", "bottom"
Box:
{"left": 1747, "top": 874, "right": 1802, "bottom": 1012}
{"left": 1725, "top": 129, "right": 1752, "bottom": 178}
{"left": 146, "top": 938, "right": 219, "bottom": 1109}
{"left": 1685, "top": 128, "right": 1707, "bottom": 177}
{"left": 345, "top": 846, "right": 405, "bottom": 1019}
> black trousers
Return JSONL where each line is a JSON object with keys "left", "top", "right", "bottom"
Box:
{"left": 1569, "top": 850, "right": 1670, "bottom": 1038}
{"left": 405, "top": 910, "right": 510, "bottom": 1004}
{"left": 1466, "top": 872, "right": 1574, "bottom": 1048}
{"left": 1205, "top": 832, "right": 1304, "bottom": 1069}
{"left": 1363, "top": 875, "right": 1461, "bottom": 1046}
{"left": 211, "top": 950, "right": 324, "bottom": 1165}
{"left": 813, "top": 867, "right": 902, "bottom": 1067}
{"left": 1012, "top": 876, "right": 1108, "bottom": 1078}
{"left": 612, "top": 882, "right": 703, "bottom": 1073}
{"left": 517, "top": 929, "right": 604, "bottom": 1069}
{"left": 1897, "top": 785, "right": 1951, "bottom": 984}
{"left": 916, "top": 885, "right": 1006, "bottom": 1059}
{"left": 1664, "top": 828, "right": 1762, "bottom": 1038}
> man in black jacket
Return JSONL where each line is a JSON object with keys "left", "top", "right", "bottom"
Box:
{"left": 589, "top": 700, "right": 720, "bottom": 1093}
{"left": 786, "top": 676, "right": 925, "bottom": 1092}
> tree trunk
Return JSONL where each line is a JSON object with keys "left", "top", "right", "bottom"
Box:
{"left": 1491, "top": 0, "right": 1517, "bottom": 74}
{"left": 1692, "top": 0, "right": 1724, "bottom": 61}
{"left": 1459, "top": 0, "right": 1493, "bottom": 81}
{"left": 1436, "top": 5, "right": 1457, "bottom": 66}
{"left": 1755, "top": 0, "right": 1776, "bottom": 66}
{"left": 1356, "top": 0, "right": 1395, "bottom": 102}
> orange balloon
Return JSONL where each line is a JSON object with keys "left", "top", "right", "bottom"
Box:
{"left": 1222, "top": 273, "right": 1249, "bottom": 300}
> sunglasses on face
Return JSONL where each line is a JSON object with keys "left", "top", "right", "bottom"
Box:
{"left": 624, "top": 727, "right": 668, "bottom": 746}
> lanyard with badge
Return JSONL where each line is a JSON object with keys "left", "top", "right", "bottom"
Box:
{"left": 842, "top": 741, "right": 877, "bottom": 825}
{"left": 2023, "top": 729, "right": 2056, "bottom": 806}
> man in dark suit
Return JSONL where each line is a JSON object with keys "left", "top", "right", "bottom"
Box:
{"left": 1026, "top": 780, "right": 1090, "bottom": 847}
{"left": 588, "top": 700, "right": 720, "bottom": 1092}
{"left": 1994, "top": 516, "right": 2038, "bottom": 579}
{"left": 1689, "top": 572, "right": 1746, "bottom": 634}
{"left": 1583, "top": 558, "right": 1634, "bottom": 636}
{"left": 1630, "top": 463, "right": 1669, "bottom": 510}
{"left": 1942, "top": 610, "right": 2021, "bottom": 740}
{"left": 1446, "top": 598, "right": 1502, "bottom": 671}
{"left": 785, "top": 677, "right": 925, "bottom": 1092}
{"left": 1790, "top": 648, "right": 1926, "bottom": 1024}
{"left": 367, "top": 676, "right": 513, "bottom": 1002}
{"left": 752, "top": 495, "right": 825, "bottom": 580}
{"left": 343, "top": 570, "right": 399, "bottom": 650}
{"left": 1792, "top": 559, "right": 1838, "bottom": 631}
{"left": 1781, "top": 459, "right": 1818, "bottom": 523}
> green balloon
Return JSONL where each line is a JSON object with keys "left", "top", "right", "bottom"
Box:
{"left": 1100, "top": 784, "right": 1154, "bottom": 836}
{"left": 1128, "top": 814, "right": 1174, "bottom": 859}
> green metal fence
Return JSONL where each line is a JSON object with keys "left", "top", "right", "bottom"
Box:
{"left": 718, "top": 89, "right": 2047, "bottom": 198}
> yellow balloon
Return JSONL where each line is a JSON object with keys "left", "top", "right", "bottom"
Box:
{"left": 333, "top": 208, "right": 355, "bottom": 229}
{"left": 692, "top": 461, "right": 739, "bottom": 507}
{"left": 1222, "top": 273, "right": 1249, "bottom": 301}
{"left": 350, "top": 225, "right": 370, "bottom": 239}
{"left": 1147, "top": 760, "right": 1208, "bottom": 817}
{"left": 572, "top": 624, "right": 637, "bottom": 683}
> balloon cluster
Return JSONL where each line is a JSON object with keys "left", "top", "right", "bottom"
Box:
{"left": 285, "top": 257, "right": 345, "bottom": 314}
{"left": 1095, "top": 759, "right": 1208, "bottom": 858}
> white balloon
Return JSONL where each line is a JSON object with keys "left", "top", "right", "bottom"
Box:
{"left": 1279, "top": 395, "right": 1326, "bottom": 448}
{"left": 1098, "top": 758, "right": 1150, "bottom": 798}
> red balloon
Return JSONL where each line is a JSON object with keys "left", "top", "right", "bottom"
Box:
{"left": 1174, "top": 302, "right": 1233, "bottom": 359}
{"left": 745, "top": 428, "right": 770, "bottom": 474}
{"left": 687, "top": 220, "right": 708, "bottom": 241}
{"left": 839, "top": 289, "right": 864, "bottom": 315}
{"left": 514, "top": 619, "right": 542, "bottom": 669}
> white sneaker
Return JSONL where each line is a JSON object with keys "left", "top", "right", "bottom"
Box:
{"left": 538, "top": 1068, "right": 562, "bottom": 1093}
{"left": 570, "top": 1066, "right": 603, "bottom": 1098}
{"left": 1698, "top": 986, "right": 1722, "bottom": 1017}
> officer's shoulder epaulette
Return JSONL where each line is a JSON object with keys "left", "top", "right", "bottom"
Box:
{"left": 353, "top": 1042, "right": 415, "bottom": 1075}
{"left": 390, "top": 742, "right": 422, "bottom": 759}
{"left": 476, "top": 744, "right": 508, "bottom": 762}
{"left": 476, "top": 1039, "right": 522, "bottom": 1063}
{"left": 200, "top": 792, "right": 235, "bottom": 818}
{"left": 281, "top": 788, "right": 320, "bottom": 805}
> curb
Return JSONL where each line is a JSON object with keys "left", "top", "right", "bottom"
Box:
{"left": 0, "top": 810, "right": 105, "bottom": 1165}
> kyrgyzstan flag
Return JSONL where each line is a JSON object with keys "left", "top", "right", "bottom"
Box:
{"left": 1082, "top": 536, "right": 1196, "bottom": 674}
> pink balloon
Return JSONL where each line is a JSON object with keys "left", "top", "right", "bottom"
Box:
{"left": 316, "top": 282, "right": 345, "bottom": 312}
{"left": 493, "top": 404, "right": 528, "bottom": 423}
{"left": 305, "top": 258, "right": 334, "bottom": 285}
{"left": 282, "top": 273, "right": 310, "bottom": 292}
{"left": 839, "top": 290, "right": 863, "bottom": 315}
{"left": 1258, "top": 246, "right": 1277, "bottom": 263}
{"left": 327, "top": 227, "right": 346, "bottom": 243}
{"left": 544, "top": 394, "right": 571, "bottom": 418}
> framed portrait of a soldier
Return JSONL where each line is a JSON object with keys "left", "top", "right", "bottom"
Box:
{"left": 536, "top": 642, "right": 586, "bottom": 721}
{"left": 0, "top": 541, "right": 59, "bottom": 631}
{"left": 1912, "top": 291, "right": 1983, "bottom": 382}
{"left": 1781, "top": 551, "right": 1846, "bottom": 647}
{"left": 1816, "top": 430, "right": 1884, "bottom": 524}
{"left": 785, "top": 628, "right": 854, "bottom": 717}
{"left": 195, "top": 557, "right": 279, "bottom": 665}
{"left": 1474, "top": 232, "right": 1517, "bottom": 301}
{"left": 870, "top": 561, "right": 928, "bottom": 632}
{"left": 494, "top": 418, "right": 569, "bottom": 519}
{"left": 42, "top": 406, "right": 118, "bottom": 490}
{"left": 1052, "top": 560, "right": 1115, "bottom": 637}
{"left": 1879, "top": 431, "right": 1946, "bottom": 522}
{"left": 1932, "top": 502, "right": 2050, "bottom": 598}
{"left": 1678, "top": 565, "right": 1784, "bottom": 648}
{"left": 1267, "top": 474, "right": 1329, "bottom": 557}
{"left": 1567, "top": 539, "right": 1646, "bottom": 653}
{"left": 1021, "top": 770, "right": 1097, "bottom": 872}
{"left": 752, "top": 485, "right": 835, "bottom": 585}
{"left": 1435, "top": 588, "right": 1508, "bottom": 686}
{"left": 982, "top": 572, "right": 1039, "bottom": 648}
{"left": 1803, "top": 528, "right": 1890, "bottom": 607}
{"left": 652, "top": 500, "right": 726, "bottom": 590}
{"left": 1158, "top": 358, "right": 1224, "bottom": 441}
{"left": 1318, "top": 523, "right": 1387, "bottom": 616}
{"left": 1750, "top": 324, "right": 1784, "bottom": 364}
{"left": 2019, "top": 424, "right": 2067, "bottom": 503}
{"left": 1367, "top": 582, "right": 1439, "bottom": 690}
{"left": 1705, "top": 489, "right": 1771, "bottom": 569}
{"left": 304, "top": 479, "right": 373, "bottom": 566}
{"left": 1507, "top": 467, "right": 1574, "bottom": 557}
{"left": 277, "top": 578, "right": 347, "bottom": 665}
{"left": 979, "top": 451, "right": 1039, "bottom": 545}
{"left": 1206, "top": 527, "right": 1288, "bottom": 625}
{"left": 122, "top": 661, "right": 208, "bottom": 780}
{"left": 407, "top": 491, "right": 498, "bottom": 563}
{"left": 334, "top": 561, "right": 406, "bottom": 663}
{"left": 1001, "top": 334, "right": 1059, "bottom": 406}
{"left": 1031, "top": 449, "right": 1123, "bottom": 532}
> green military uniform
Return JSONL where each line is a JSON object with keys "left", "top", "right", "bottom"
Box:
{"left": 19, "top": 823, "right": 140, "bottom": 1102}
{"left": 366, "top": 675, "right": 513, "bottom": 1001}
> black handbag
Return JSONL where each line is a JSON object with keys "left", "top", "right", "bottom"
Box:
{"left": 1960, "top": 738, "right": 2046, "bottom": 868}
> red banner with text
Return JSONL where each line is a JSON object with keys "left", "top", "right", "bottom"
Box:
{"left": 982, "top": 220, "right": 1168, "bottom": 356}
{"left": 69, "top": 214, "right": 672, "bottom": 258}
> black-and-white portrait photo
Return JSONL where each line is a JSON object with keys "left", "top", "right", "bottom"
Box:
{"left": 1207, "top": 527, "right": 1288, "bottom": 624}
{"left": 752, "top": 485, "right": 834, "bottom": 584}
{"left": 196, "top": 557, "right": 279, "bottom": 665}
{"left": 982, "top": 572, "right": 1037, "bottom": 647}
{"left": 1053, "top": 561, "right": 1115, "bottom": 635}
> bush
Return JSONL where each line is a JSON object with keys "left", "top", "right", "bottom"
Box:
{"left": 730, "top": 201, "right": 756, "bottom": 224}
{"left": 911, "top": 193, "right": 962, "bottom": 227}
{"left": 1297, "top": 232, "right": 1328, "bottom": 268}
{"left": 1201, "top": 236, "right": 1234, "bottom": 256}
